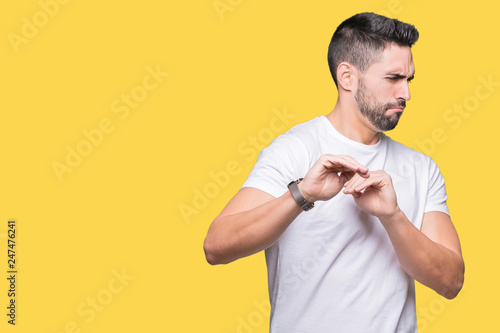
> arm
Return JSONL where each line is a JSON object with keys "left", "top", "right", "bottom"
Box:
{"left": 203, "top": 187, "right": 302, "bottom": 265}
{"left": 204, "top": 155, "right": 369, "bottom": 265}
{"left": 382, "top": 210, "right": 464, "bottom": 299}
{"left": 343, "top": 171, "right": 464, "bottom": 299}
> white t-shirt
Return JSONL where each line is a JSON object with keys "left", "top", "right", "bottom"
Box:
{"left": 241, "top": 116, "right": 449, "bottom": 333}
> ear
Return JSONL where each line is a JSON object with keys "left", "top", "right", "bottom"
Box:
{"left": 336, "top": 62, "right": 357, "bottom": 92}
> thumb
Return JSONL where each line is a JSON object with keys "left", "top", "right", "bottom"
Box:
{"left": 338, "top": 171, "right": 355, "bottom": 184}
{"left": 352, "top": 192, "right": 362, "bottom": 198}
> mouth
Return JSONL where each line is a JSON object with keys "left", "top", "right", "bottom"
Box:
{"left": 386, "top": 107, "right": 404, "bottom": 117}
{"left": 386, "top": 101, "right": 406, "bottom": 113}
{"left": 387, "top": 106, "right": 405, "bottom": 112}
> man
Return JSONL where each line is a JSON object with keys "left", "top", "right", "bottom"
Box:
{"left": 204, "top": 12, "right": 464, "bottom": 332}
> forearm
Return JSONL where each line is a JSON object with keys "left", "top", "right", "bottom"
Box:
{"left": 204, "top": 190, "right": 302, "bottom": 265}
{"left": 379, "top": 210, "right": 465, "bottom": 299}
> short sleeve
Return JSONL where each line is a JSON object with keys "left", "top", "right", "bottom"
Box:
{"left": 241, "top": 133, "right": 311, "bottom": 198}
{"left": 424, "top": 157, "right": 450, "bottom": 216}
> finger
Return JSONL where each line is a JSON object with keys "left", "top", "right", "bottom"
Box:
{"left": 351, "top": 174, "right": 386, "bottom": 192}
{"left": 344, "top": 175, "right": 369, "bottom": 193}
{"left": 336, "top": 155, "right": 370, "bottom": 177}
{"left": 343, "top": 173, "right": 361, "bottom": 188}
{"left": 338, "top": 171, "right": 355, "bottom": 184}
{"left": 322, "top": 155, "right": 369, "bottom": 176}
{"left": 352, "top": 192, "right": 362, "bottom": 199}
{"left": 322, "top": 155, "right": 359, "bottom": 170}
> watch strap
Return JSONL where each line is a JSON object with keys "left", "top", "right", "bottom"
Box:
{"left": 287, "top": 178, "right": 314, "bottom": 211}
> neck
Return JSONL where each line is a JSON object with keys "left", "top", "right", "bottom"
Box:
{"left": 326, "top": 99, "right": 381, "bottom": 145}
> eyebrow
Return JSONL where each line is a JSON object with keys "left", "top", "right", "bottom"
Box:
{"left": 387, "top": 72, "right": 415, "bottom": 81}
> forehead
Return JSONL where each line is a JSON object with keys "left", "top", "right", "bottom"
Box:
{"left": 366, "top": 44, "right": 415, "bottom": 76}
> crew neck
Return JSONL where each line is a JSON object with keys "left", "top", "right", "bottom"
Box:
{"left": 319, "top": 115, "right": 385, "bottom": 151}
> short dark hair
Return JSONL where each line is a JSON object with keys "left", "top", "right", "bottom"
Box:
{"left": 327, "top": 12, "right": 419, "bottom": 87}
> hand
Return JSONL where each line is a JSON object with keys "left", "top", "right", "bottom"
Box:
{"left": 343, "top": 170, "right": 400, "bottom": 218}
{"left": 298, "top": 154, "right": 369, "bottom": 203}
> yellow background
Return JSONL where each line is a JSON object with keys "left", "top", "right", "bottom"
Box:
{"left": 1, "top": 0, "right": 498, "bottom": 332}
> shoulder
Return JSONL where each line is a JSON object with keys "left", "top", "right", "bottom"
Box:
{"left": 257, "top": 117, "right": 322, "bottom": 161}
{"left": 274, "top": 116, "right": 328, "bottom": 149}
{"left": 284, "top": 116, "right": 325, "bottom": 139}
{"left": 250, "top": 117, "right": 326, "bottom": 176}
{"left": 242, "top": 117, "right": 325, "bottom": 196}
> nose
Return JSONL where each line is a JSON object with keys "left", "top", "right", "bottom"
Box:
{"left": 398, "top": 80, "right": 411, "bottom": 101}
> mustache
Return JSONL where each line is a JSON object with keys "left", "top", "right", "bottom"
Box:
{"left": 386, "top": 100, "right": 406, "bottom": 109}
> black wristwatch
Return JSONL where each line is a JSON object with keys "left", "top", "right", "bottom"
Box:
{"left": 287, "top": 178, "right": 314, "bottom": 211}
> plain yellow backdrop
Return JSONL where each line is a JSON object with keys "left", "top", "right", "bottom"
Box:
{"left": 1, "top": 0, "right": 498, "bottom": 332}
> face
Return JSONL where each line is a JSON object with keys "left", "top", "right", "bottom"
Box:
{"left": 354, "top": 44, "right": 415, "bottom": 132}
